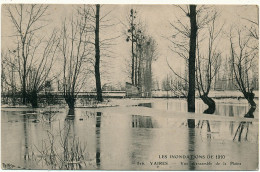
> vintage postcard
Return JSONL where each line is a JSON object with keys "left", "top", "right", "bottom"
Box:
{"left": 1, "top": 2, "right": 259, "bottom": 171}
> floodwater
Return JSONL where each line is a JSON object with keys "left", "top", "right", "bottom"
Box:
{"left": 1, "top": 99, "right": 259, "bottom": 170}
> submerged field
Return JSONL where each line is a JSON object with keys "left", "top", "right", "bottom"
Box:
{"left": 1, "top": 98, "right": 259, "bottom": 170}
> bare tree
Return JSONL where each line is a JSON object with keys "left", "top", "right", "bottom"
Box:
{"left": 169, "top": 5, "right": 222, "bottom": 128}
{"left": 126, "top": 9, "right": 138, "bottom": 85}
{"left": 77, "top": 5, "right": 118, "bottom": 102}
{"left": 25, "top": 31, "right": 60, "bottom": 108}
{"left": 125, "top": 9, "right": 157, "bottom": 97}
{"left": 6, "top": 4, "right": 49, "bottom": 105}
{"left": 196, "top": 12, "right": 222, "bottom": 114}
{"left": 187, "top": 5, "right": 198, "bottom": 116}
{"left": 229, "top": 28, "right": 258, "bottom": 117}
{"left": 94, "top": 4, "right": 103, "bottom": 102}
{"left": 168, "top": 5, "right": 198, "bottom": 127}
{"left": 125, "top": 8, "right": 147, "bottom": 87}
{"left": 162, "top": 73, "right": 188, "bottom": 97}
{"left": 169, "top": 6, "right": 222, "bottom": 112}
{"left": 60, "top": 8, "right": 91, "bottom": 111}
{"left": 141, "top": 36, "right": 158, "bottom": 97}
{"left": 1, "top": 51, "right": 18, "bottom": 105}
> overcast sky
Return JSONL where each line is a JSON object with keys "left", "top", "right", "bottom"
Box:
{"left": 1, "top": 4, "right": 258, "bottom": 89}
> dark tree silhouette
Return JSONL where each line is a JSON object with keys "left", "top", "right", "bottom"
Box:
{"left": 126, "top": 9, "right": 138, "bottom": 85}
{"left": 95, "top": 4, "right": 103, "bottom": 102}
{"left": 168, "top": 6, "right": 223, "bottom": 120}
{"left": 187, "top": 5, "right": 198, "bottom": 114}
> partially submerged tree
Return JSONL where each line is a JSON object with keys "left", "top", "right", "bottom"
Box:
{"left": 229, "top": 28, "right": 258, "bottom": 117}
{"left": 168, "top": 5, "right": 199, "bottom": 114}
{"left": 5, "top": 4, "right": 60, "bottom": 108}
{"left": 169, "top": 5, "right": 198, "bottom": 127}
{"left": 94, "top": 4, "right": 103, "bottom": 102}
{"left": 25, "top": 31, "right": 60, "bottom": 108}
{"left": 6, "top": 4, "right": 49, "bottom": 105}
{"left": 60, "top": 9, "right": 91, "bottom": 110}
{"left": 196, "top": 12, "right": 222, "bottom": 114}
{"left": 187, "top": 5, "right": 198, "bottom": 115}
{"left": 79, "top": 4, "right": 118, "bottom": 102}
{"left": 169, "top": 6, "right": 222, "bottom": 114}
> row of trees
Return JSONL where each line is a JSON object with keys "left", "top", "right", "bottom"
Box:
{"left": 2, "top": 4, "right": 106, "bottom": 109}
{"left": 125, "top": 9, "right": 158, "bottom": 97}
{"left": 2, "top": 5, "right": 258, "bottom": 117}
{"left": 167, "top": 5, "right": 258, "bottom": 122}
{"left": 2, "top": 5, "right": 158, "bottom": 109}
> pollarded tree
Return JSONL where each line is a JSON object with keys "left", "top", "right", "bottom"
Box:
{"left": 25, "top": 30, "right": 60, "bottom": 108}
{"left": 6, "top": 4, "right": 49, "bottom": 105}
{"left": 60, "top": 8, "right": 91, "bottom": 110}
{"left": 229, "top": 28, "right": 258, "bottom": 117}
{"left": 196, "top": 12, "right": 222, "bottom": 114}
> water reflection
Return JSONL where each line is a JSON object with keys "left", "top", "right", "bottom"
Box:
{"left": 197, "top": 120, "right": 211, "bottom": 139}
{"left": 95, "top": 112, "right": 102, "bottom": 168}
{"left": 233, "top": 107, "right": 255, "bottom": 142}
{"left": 33, "top": 112, "right": 88, "bottom": 170}
{"left": 233, "top": 122, "right": 251, "bottom": 142}
{"left": 1, "top": 99, "right": 259, "bottom": 170}
{"left": 132, "top": 115, "right": 154, "bottom": 128}
{"left": 66, "top": 109, "right": 75, "bottom": 121}
{"left": 187, "top": 119, "right": 195, "bottom": 128}
{"left": 188, "top": 127, "right": 196, "bottom": 170}
{"left": 68, "top": 108, "right": 75, "bottom": 116}
{"left": 23, "top": 115, "right": 29, "bottom": 161}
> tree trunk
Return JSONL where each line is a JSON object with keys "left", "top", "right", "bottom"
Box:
{"left": 28, "top": 90, "right": 38, "bottom": 108}
{"left": 187, "top": 5, "right": 197, "bottom": 128}
{"left": 68, "top": 108, "right": 75, "bottom": 116}
{"left": 65, "top": 95, "right": 75, "bottom": 110}
{"left": 22, "top": 75, "right": 26, "bottom": 104}
{"left": 95, "top": 4, "right": 103, "bottom": 102}
{"left": 131, "top": 10, "right": 135, "bottom": 85}
{"left": 244, "top": 92, "right": 256, "bottom": 107}
{"left": 147, "top": 60, "right": 152, "bottom": 97}
{"left": 243, "top": 91, "right": 256, "bottom": 118}
{"left": 200, "top": 94, "right": 216, "bottom": 114}
{"left": 135, "top": 53, "right": 138, "bottom": 86}
{"left": 244, "top": 106, "right": 256, "bottom": 118}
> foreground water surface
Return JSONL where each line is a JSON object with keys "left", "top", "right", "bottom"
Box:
{"left": 1, "top": 98, "right": 259, "bottom": 170}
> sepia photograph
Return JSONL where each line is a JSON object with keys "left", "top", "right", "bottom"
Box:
{"left": 1, "top": 2, "right": 259, "bottom": 171}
